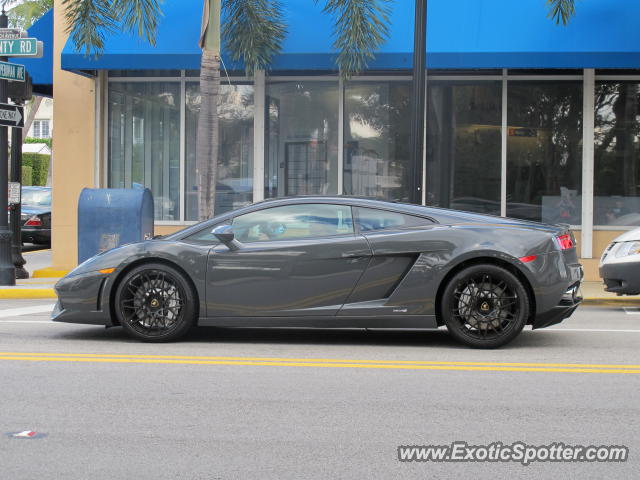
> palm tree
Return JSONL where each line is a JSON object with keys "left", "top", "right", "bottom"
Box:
{"left": 9, "top": 0, "right": 54, "bottom": 140}
{"left": 546, "top": 0, "right": 576, "bottom": 25}
{"left": 62, "top": 0, "right": 392, "bottom": 220}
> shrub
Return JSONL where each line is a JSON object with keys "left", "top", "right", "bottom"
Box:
{"left": 22, "top": 165, "right": 32, "bottom": 186}
{"left": 22, "top": 153, "right": 49, "bottom": 186}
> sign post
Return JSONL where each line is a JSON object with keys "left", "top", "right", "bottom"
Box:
{"left": 0, "top": 12, "right": 14, "bottom": 284}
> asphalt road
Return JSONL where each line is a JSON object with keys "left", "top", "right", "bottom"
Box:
{"left": 0, "top": 302, "right": 638, "bottom": 479}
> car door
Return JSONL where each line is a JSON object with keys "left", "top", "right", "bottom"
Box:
{"left": 205, "top": 203, "right": 371, "bottom": 317}
{"left": 339, "top": 206, "right": 440, "bottom": 317}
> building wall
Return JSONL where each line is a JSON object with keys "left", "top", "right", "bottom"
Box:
{"left": 51, "top": 0, "right": 96, "bottom": 269}
{"left": 25, "top": 97, "right": 53, "bottom": 139}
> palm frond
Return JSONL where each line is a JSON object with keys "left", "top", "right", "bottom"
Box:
{"left": 222, "top": 0, "right": 287, "bottom": 75}
{"left": 9, "top": 0, "right": 53, "bottom": 29}
{"left": 546, "top": 0, "right": 576, "bottom": 25}
{"left": 114, "top": 0, "right": 164, "bottom": 46}
{"left": 61, "top": 0, "right": 118, "bottom": 55}
{"left": 318, "top": 0, "right": 392, "bottom": 79}
{"left": 63, "top": 0, "right": 162, "bottom": 56}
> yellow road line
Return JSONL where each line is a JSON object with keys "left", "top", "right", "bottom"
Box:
{"left": 0, "top": 352, "right": 639, "bottom": 369}
{"left": 0, "top": 352, "right": 639, "bottom": 374}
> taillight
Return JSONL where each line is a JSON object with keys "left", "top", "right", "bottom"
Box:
{"left": 556, "top": 234, "right": 574, "bottom": 250}
{"left": 24, "top": 215, "right": 42, "bottom": 227}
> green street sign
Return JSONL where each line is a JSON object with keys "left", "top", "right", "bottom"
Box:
{"left": 0, "top": 61, "right": 24, "bottom": 82}
{"left": 0, "top": 38, "right": 38, "bottom": 57}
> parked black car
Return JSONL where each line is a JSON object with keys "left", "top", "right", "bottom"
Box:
{"left": 21, "top": 186, "right": 51, "bottom": 246}
{"left": 53, "top": 196, "right": 583, "bottom": 348}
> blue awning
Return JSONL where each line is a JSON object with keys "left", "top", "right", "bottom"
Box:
{"left": 61, "top": 0, "right": 640, "bottom": 72}
{"left": 12, "top": 9, "right": 53, "bottom": 95}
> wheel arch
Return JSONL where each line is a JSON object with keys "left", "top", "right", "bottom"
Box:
{"left": 434, "top": 256, "right": 536, "bottom": 326}
{"left": 108, "top": 257, "right": 201, "bottom": 326}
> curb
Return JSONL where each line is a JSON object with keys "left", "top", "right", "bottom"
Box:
{"left": 0, "top": 288, "right": 57, "bottom": 299}
{"left": 32, "top": 268, "right": 68, "bottom": 279}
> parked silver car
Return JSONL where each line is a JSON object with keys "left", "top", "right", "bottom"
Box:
{"left": 600, "top": 228, "right": 640, "bottom": 295}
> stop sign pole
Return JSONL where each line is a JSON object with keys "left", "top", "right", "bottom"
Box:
{"left": 0, "top": 10, "right": 15, "bottom": 285}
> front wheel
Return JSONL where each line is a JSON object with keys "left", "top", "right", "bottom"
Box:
{"left": 114, "top": 263, "right": 197, "bottom": 342}
{"left": 441, "top": 264, "right": 530, "bottom": 348}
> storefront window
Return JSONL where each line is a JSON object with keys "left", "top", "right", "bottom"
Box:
{"left": 265, "top": 81, "right": 339, "bottom": 198}
{"left": 185, "top": 83, "right": 254, "bottom": 220}
{"left": 344, "top": 81, "right": 412, "bottom": 201}
{"left": 594, "top": 82, "right": 640, "bottom": 226}
{"left": 108, "top": 82, "right": 181, "bottom": 221}
{"left": 506, "top": 81, "right": 583, "bottom": 223}
{"left": 427, "top": 81, "right": 502, "bottom": 215}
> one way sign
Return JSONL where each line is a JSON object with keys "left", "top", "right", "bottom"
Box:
{"left": 0, "top": 102, "right": 23, "bottom": 128}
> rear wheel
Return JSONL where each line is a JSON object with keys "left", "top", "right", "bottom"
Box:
{"left": 114, "top": 263, "right": 196, "bottom": 342}
{"left": 441, "top": 264, "right": 529, "bottom": 348}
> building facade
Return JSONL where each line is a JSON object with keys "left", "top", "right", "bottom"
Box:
{"left": 45, "top": 0, "right": 640, "bottom": 280}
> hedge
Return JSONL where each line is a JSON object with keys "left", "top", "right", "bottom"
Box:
{"left": 21, "top": 153, "right": 49, "bottom": 186}
{"left": 21, "top": 165, "right": 32, "bottom": 186}
{"left": 24, "top": 137, "right": 52, "bottom": 148}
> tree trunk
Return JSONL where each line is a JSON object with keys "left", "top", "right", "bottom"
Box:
{"left": 196, "top": 50, "right": 220, "bottom": 221}
{"left": 22, "top": 95, "right": 43, "bottom": 141}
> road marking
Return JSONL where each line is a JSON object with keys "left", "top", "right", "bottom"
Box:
{"left": 547, "top": 328, "right": 640, "bottom": 333}
{"left": 0, "top": 304, "right": 55, "bottom": 319}
{"left": 0, "top": 352, "right": 639, "bottom": 374}
{"left": 0, "top": 320, "right": 52, "bottom": 324}
{"left": 623, "top": 307, "right": 640, "bottom": 315}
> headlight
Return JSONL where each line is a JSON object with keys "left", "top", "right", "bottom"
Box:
{"left": 614, "top": 241, "right": 640, "bottom": 258}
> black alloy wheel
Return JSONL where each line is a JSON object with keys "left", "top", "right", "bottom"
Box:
{"left": 114, "top": 263, "right": 196, "bottom": 342}
{"left": 442, "top": 264, "right": 529, "bottom": 348}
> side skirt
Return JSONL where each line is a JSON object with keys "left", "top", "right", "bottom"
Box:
{"left": 197, "top": 315, "right": 438, "bottom": 329}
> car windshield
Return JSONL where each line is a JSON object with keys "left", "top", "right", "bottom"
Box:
{"left": 22, "top": 189, "right": 51, "bottom": 207}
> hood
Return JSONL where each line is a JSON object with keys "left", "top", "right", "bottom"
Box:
{"left": 611, "top": 228, "right": 640, "bottom": 243}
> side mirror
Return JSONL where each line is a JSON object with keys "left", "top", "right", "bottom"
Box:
{"left": 211, "top": 225, "right": 243, "bottom": 251}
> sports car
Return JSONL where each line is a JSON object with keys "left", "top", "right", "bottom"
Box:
{"left": 53, "top": 197, "right": 583, "bottom": 348}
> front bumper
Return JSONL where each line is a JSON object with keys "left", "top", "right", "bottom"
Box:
{"left": 599, "top": 262, "right": 640, "bottom": 295}
{"left": 51, "top": 271, "right": 113, "bottom": 326}
{"left": 51, "top": 299, "right": 112, "bottom": 326}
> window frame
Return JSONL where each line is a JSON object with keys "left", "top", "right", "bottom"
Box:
{"left": 230, "top": 203, "right": 356, "bottom": 244}
{"left": 353, "top": 206, "right": 436, "bottom": 234}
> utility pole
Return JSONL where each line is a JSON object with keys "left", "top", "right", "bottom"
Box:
{"left": 0, "top": 9, "right": 15, "bottom": 285}
{"left": 10, "top": 119, "right": 27, "bottom": 278}
{"left": 409, "top": 0, "right": 427, "bottom": 205}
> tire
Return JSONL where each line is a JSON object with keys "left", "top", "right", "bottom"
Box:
{"left": 441, "top": 264, "right": 529, "bottom": 348}
{"left": 114, "top": 262, "right": 197, "bottom": 342}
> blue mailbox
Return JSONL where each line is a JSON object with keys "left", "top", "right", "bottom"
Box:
{"left": 77, "top": 188, "right": 154, "bottom": 263}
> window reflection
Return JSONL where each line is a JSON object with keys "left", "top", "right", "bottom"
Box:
{"left": 108, "top": 82, "right": 180, "bottom": 221}
{"left": 344, "top": 82, "right": 412, "bottom": 201}
{"left": 594, "top": 82, "right": 640, "bottom": 226}
{"left": 426, "top": 82, "right": 502, "bottom": 215}
{"left": 185, "top": 83, "right": 254, "bottom": 219}
{"left": 265, "top": 82, "right": 339, "bottom": 198}
{"left": 506, "top": 82, "right": 583, "bottom": 223}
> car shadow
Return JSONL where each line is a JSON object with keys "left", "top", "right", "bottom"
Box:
{"left": 51, "top": 324, "right": 561, "bottom": 350}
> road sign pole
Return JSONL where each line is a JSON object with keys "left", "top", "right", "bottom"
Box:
{"left": 0, "top": 11, "right": 15, "bottom": 285}
{"left": 10, "top": 123, "right": 27, "bottom": 278}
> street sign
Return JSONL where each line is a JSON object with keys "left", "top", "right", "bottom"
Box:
{"left": 0, "top": 38, "right": 38, "bottom": 57}
{"left": 0, "top": 61, "right": 24, "bottom": 82}
{"left": 0, "top": 29, "right": 25, "bottom": 40}
{"left": 0, "top": 103, "right": 23, "bottom": 128}
{"left": 8, "top": 182, "right": 20, "bottom": 205}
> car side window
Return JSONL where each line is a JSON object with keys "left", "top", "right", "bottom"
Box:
{"left": 232, "top": 204, "right": 354, "bottom": 243}
{"left": 355, "top": 207, "right": 434, "bottom": 232}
